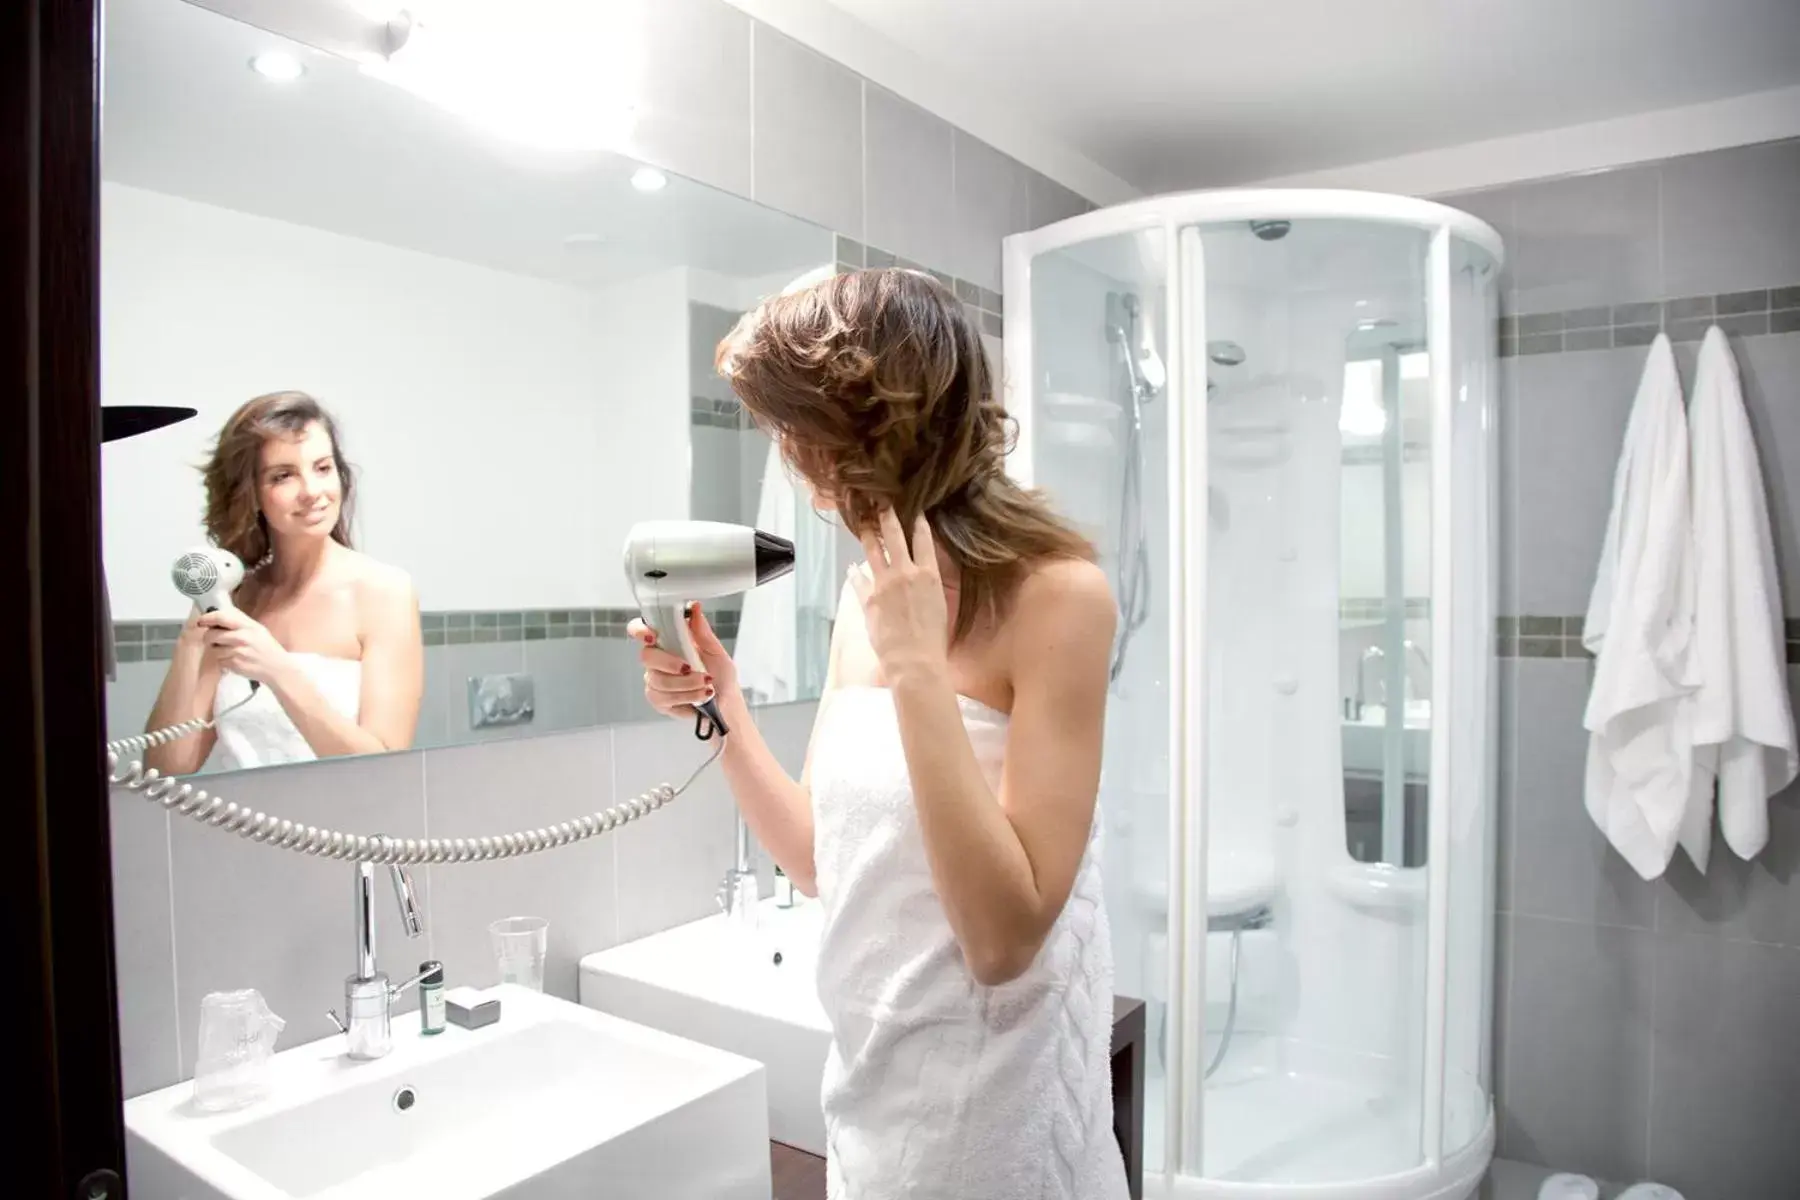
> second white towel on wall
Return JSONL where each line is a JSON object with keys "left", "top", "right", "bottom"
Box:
{"left": 1682, "top": 325, "right": 1797, "bottom": 870}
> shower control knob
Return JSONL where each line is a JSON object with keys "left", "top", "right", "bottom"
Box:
{"left": 1276, "top": 807, "right": 1299, "bottom": 827}
{"left": 1272, "top": 674, "right": 1297, "bottom": 695}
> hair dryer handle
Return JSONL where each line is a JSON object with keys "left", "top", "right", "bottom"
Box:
{"left": 640, "top": 601, "right": 730, "bottom": 740}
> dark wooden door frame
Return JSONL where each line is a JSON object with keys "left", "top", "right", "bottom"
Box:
{"left": 4, "top": 0, "right": 126, "bottom": 1196}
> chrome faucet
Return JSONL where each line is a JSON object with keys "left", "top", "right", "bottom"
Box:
{"left": 1353, "top": 644, "right": 1386, "bottom": 720}
{"left": 326, "top": 858, "right": 427, "bottom": 1060}
{"left": 716, "top": 813, "right": 759, "bottom": 931}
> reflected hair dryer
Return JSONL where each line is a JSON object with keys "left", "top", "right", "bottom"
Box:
{"left": 623, "top": 520, "right": 795, "bottom": 739}
{"left": 170, "top": 546, "right": 246, "bottom": 614}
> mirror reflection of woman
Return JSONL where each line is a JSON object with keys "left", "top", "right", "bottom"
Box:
{"left": 144, "top": 391, "right": 422, "bottom": 774}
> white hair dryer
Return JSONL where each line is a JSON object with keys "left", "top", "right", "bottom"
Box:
{"left": 623, "top": 520, "right": 795, "bottom": 738}
{"left": 170, "top": 546, "right": 246, "bottom": 614}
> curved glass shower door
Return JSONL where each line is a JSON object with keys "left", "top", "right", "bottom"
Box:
{"left": 1023, "top": 225, "right": 1176, "bottom": 1175}
{"left": 1010, "top": 190, "right": 1500, "bottom": 1199}
{"left": 1181, "top": 217, "right": 1435, "bottom": 1183}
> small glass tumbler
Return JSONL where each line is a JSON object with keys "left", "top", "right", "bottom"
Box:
{"left": 488, "top": 916, "right": 549, "bottom": 992}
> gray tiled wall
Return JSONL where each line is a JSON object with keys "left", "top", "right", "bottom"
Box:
{"left": 594, "top": 0, "right": 1090, "bottom": 300}
{"left": 1451, "top": 138, "right": 1800, "bottom": 1198}
{"left": 108, "top": 0, "right": 1093, "bottom": 1110}
{"left": 109, "top": 702, "right": 819, "bottom": 1098}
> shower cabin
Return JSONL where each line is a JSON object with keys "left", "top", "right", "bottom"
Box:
{"left": 1003, "top": 192, "right": 1502, "bottom": 1200}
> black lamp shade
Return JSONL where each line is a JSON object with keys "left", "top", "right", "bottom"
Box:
{"left": 102, "top": 405, "right": 196, "bottom": 443}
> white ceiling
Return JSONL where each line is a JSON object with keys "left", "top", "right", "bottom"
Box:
{"left": 101, "top": 0, "right": 831, "bottom": 290}
{"left": 820, "top": 0, "right": 1800, "bottom": 193}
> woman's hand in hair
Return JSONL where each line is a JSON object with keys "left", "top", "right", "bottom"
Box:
{"left": 198, "top": 608, "right": 294, "bottom": 685}
{"left": 851, "top": 508, "right": 951, "bottom": 687}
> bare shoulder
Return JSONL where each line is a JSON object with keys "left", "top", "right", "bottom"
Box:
{"left": 1009, "top": 557, "right": 1116, "bottom": 655}
{"left": 343, "top": 550, "right": 418, "bottom": 613}
{"left": 1016, "top": 557, "right": 1114, "bottom": 623}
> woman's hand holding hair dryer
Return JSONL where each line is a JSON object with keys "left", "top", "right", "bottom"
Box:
{"left": 630, "top": 605, "right": 819, "bottom": 896}
{"left": 629, "top": 604, "right": 734, "bottom": 720}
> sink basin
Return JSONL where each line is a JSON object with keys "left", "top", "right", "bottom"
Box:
{"left": 580, "top": 899, "right": 830, "bottom": 1156}
{"left": 1341, "top": 713, "right": 1430, "bottom": 777}
{"left": 125, "top": 985, "right": 771, "bottom": 1199}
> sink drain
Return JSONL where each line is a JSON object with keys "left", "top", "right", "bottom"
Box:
{"left": 393, "top": 1085, "right": 418, "bottom": 1113}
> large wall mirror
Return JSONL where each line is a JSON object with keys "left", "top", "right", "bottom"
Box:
{"left": 101, "top": 0, "right": 841, "bottom": 775}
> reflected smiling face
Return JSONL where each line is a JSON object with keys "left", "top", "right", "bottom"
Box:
{"left": 257, "top": 420, "right": 342, "bottom": 543}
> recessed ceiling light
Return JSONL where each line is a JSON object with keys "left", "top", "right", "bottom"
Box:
{"left": 630, "top": 167, "right": 668, "bottom": 193}
{"left": 250, "top": 52, "right": 305, "bottom": 82}
{"left": 562, "top": 233, "right": 605, "bottom": 250}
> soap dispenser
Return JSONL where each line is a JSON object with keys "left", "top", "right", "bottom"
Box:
{"left": 419, "top": 961, "right": 446, "bottom": 1036}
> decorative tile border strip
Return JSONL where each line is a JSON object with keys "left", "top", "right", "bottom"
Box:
{"left": 1496, "top": 615, "right": 1590, "bottom": 660}
{"left": 690, "top": 395, "right": 746, "bottom": 430}
{"left": 1342, "top": 443, "right": 1430, "bottom": 466}
{"left": 1500, "top": 615, "right": 1800, "bottom": 661}
{"left": 1499, "top": 284, "right": 1800, "bottom": 357}
{"left": 112, "top": 607, "right": 744, "bottom": 661}
{"left": 1341, "top": 597, "right": 1431, "bottom": 620}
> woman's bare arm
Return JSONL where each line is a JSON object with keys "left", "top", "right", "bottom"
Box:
{"left": 889, "top": 558, "right": 1116, "bottom": 986}
{"left": 713, "top": 585, "right": 855, "bottom": 896}
{"left": 143, "top": 613, "right": 222, "bottom": 775}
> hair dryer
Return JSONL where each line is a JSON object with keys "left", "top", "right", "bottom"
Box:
{"left": 171, "top": 546, "right": 246, "bottom": 614}
{"left": 623, "top": 520, "right": 795, "bottom": 738}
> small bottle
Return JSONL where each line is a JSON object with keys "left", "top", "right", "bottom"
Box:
{"left": 418, "top": 961, "right": 446, "bottom": 1036}
{"left": 774, "top": 864, "right": 796, "bottom": 909}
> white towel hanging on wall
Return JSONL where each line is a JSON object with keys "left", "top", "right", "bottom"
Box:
{"left": 1582, "top": 333, "right": 1698, "bottom": 880}
{"left": 1681, "top": 325, "right": 1796, "bottom": 869}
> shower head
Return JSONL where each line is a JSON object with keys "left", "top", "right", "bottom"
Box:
{"left": 1104, "top": 291, "right": 1140, "bottom": 345}
{"left": 1249, "top": 219, "right": 1291, "bottom": 242}
{"left": 1106, "top": 291, "right": 1165, "bottom": 400}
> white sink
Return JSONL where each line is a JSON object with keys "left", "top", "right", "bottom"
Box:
{"left": 580, "top": 899, "right": 831, "bottom": 1156}
{"left": 125, "top": 985, "right": 771, "bottom": 1199}
{"left": 1341, "top": 706, "right": 1431, "bottom": 777}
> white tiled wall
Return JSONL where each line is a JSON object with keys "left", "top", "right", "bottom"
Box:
{"left": 108, "top": 0, "right": 1095, "bottom": 1102}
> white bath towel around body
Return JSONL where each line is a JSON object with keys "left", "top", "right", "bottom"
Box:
{"left": 1680, "top": 325, "right": 1796, "bottom": 869}
{"left": 1582, "top": 332, "right": 1698, "bottom": 879}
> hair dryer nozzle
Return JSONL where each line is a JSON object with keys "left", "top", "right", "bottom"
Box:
{"left": 754, "top": 530, "right": 796, "bottom": 585}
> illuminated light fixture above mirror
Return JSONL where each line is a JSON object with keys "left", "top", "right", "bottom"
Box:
{"left": 630, "top": 166, "right": 668, "bottom": 193}
{"left": 249, "top": 51, "right": 305, "bottom": 81}
{"left": 358, "top": 2, "right": 643, "bottom": 154}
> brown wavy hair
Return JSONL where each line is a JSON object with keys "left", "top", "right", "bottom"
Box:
{"left": 719, "top": 268, "right": 1093, "bottom": 643}
{"left": 201, "top": 391, "right": 355, "bottom": 568}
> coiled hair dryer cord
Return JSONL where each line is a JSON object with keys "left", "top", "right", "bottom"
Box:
{"left": 106, "top": 703, "right": 721, "bottom": 865}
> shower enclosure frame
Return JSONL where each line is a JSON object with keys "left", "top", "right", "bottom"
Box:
{"left": 1002, "top": 190, "right": 1505, "bottom": 1200}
